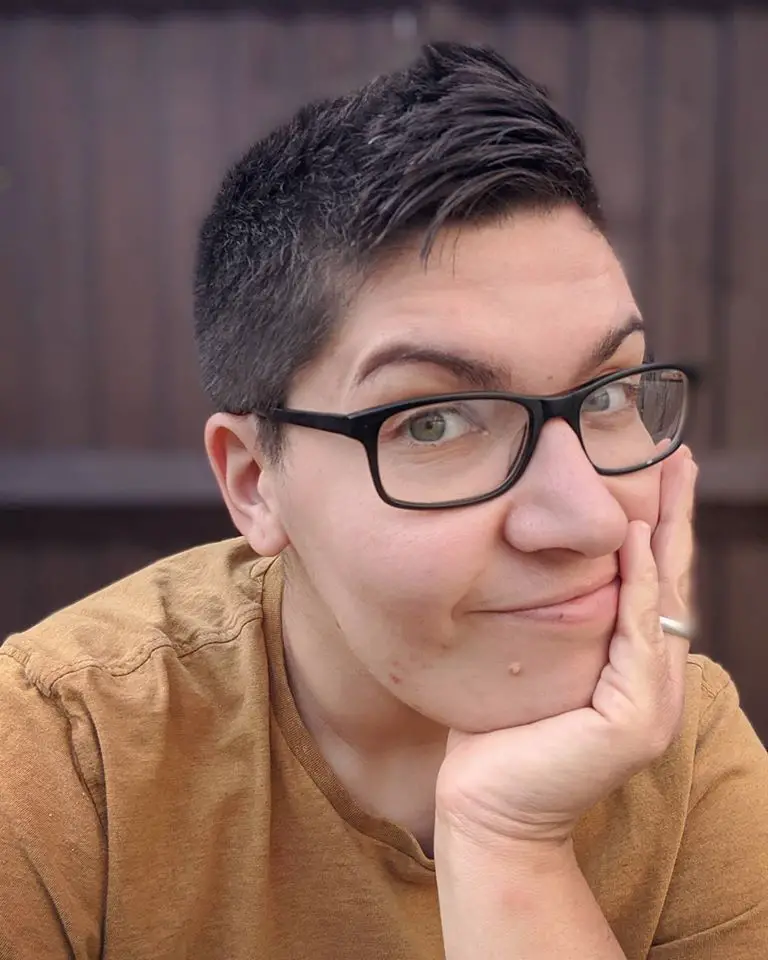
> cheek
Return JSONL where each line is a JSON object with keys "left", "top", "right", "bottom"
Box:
{"left": 606, "top": 464, "right": 662, "bottom": 529}
{"left": 282, "top": 468, "right": 491, "bottom": 612}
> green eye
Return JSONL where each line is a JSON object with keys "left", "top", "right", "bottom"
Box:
{"left": 408, "top": 412, "right": 449, "bottom": 442}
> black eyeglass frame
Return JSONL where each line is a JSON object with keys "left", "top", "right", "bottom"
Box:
{"left": 262, "top": 362, "right": 698, "bottom": 510}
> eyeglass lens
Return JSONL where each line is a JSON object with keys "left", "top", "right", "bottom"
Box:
{"left": 375, "top": 368, "right": 688, "bottom": 505}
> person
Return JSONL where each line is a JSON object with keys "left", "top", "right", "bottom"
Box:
{"left": 1, "top": 41, "right": 766, "bottom": 960}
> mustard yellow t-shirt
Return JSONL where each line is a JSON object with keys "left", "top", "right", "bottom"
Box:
{"left": 0, "top": 538, "right": 767, "bottom": 959}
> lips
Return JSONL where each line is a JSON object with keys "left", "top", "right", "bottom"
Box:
{"left": 509, "top": 575, "right": 619, "bottom": 613}
{"left": 481, "top": 575, "right": 620, "bottom": 625}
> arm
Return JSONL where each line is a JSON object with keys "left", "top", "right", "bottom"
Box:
{"left": 0, "top": 651, "right": 106, "bottom": 959}
{"left": 436, "top": 827, "right": 625, "bottom": 960}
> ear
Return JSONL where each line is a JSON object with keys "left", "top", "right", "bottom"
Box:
{"left": 204, "top": 413, "right": 290, "bottom": 557}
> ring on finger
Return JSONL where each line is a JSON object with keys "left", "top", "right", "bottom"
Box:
{"left": 660, "top": 616, "right": 695, "bottom": 640}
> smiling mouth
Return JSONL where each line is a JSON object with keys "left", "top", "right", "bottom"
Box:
{"left": 486, "top": 578, "right": 621, "bottom": 625}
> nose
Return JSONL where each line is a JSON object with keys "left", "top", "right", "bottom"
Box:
{"left": 502, "top": 419, "right": 628, "bottom": 557}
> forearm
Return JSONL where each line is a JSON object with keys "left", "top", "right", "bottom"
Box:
{"left": 434, "top": 822, "right": 625, "bottom": 960}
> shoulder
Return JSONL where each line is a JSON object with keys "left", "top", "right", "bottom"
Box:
{"left": 684, "top": 653, "right": 734, "bottom": 710}
{"left": 654, "top": 653, "right": 765, "bottom": 794}
{"left": 0, "top": 539, "right": 279, "bottom": 835}
{"left": 0, "top": 538, "right": 276, "bottom": 697}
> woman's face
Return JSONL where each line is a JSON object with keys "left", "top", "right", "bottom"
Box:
{"left": 256, "top": 207, "right": 663, "bottom": 733}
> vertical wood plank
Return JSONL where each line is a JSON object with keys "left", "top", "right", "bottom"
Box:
{"left": 722, "top": 13, "right": 768, "bottom": 452}
{"left": 88, "top": 18, "right": 164, "bottom": 448}
{"left": 0, "top": 22, "right": 29, "bottom": 448}
{"left": 645, "top": 16, "right": 717, "bottom": 429}
{"left": 357, "top": 10, "right": 422, "bottom": 76}
{"left": 721, "top": 510, "right": 768, "bottom": 742}
{"left": 419, "top": 3, "right": 500, "bottom": 47}
{"left": 18, "top": 22, "right": 94, "bottom": 448}
{"left": 717, "top": 13, "right": 768, "bottom": 714}
{"left": 219, "top": 15, "right": 297, "bottom": 165}
{"left": 581, "top": 13, "right": 650, "bottom": 301}
{"left": 155, "top": 17, "right": 227, "bottom": 448}
{"left": 505, "top": 14, "right": 575, "bottom": 119}
{"left": 0, "top": 515, "right": 38, "bottom": 640}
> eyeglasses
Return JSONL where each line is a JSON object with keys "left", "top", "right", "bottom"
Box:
{"left": 262, "top": 363, "right": 696, "bottom": 510}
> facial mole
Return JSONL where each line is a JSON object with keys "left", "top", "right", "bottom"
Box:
{"left": 507, "top": 662, "right": 522, "bottom": 676}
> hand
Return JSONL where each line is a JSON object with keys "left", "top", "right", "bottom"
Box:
{"left": 434, "top": 445, "right": 698, "bottom": 848}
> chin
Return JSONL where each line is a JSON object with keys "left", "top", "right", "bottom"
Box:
{"left": 444, "top": 682, "right": 599, "bottom": 735}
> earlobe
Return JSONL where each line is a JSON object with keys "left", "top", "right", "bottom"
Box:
{"left": 204, "top": 413, "right": 290, "bottom": 557}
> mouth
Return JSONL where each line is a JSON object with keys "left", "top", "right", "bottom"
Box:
{"left": 485, "top": 577, "right": 621, "bottom": 625}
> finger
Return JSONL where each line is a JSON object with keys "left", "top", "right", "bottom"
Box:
{"left": 617, "top": 520, "right": 661, "bottom": 649}
{"left": 592, "top": 521, "right": 664, "bottom": 723}
{"left": 600, "top": 521, "right": 687, "bottom": 745}
{"left": 652, "top": 447, "right": 697, "bottom": 621}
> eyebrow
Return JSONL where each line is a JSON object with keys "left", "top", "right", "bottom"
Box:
{"left": 352, "top": 314, "right": 646, "bottom": 391}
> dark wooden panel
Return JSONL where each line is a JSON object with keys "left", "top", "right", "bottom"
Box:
{"left": 0, "top": 452, "right": 218, "bottom": 506}
{"left": 88, "top": 19, "right": 164, "bottom": 447}
{"left": 0, "top": 530, "right": 38, "bottom": 643}
{"left": 421, "top": 2, "right": 503, "bottom": 44}
{"left": 644, "top": 14, "right": 718, "bottom": 447}
{"left": 717, "top": 12, "right": 768, "bottom": 724}
{"left": 156, "top": 18, "right": 225, "bottom": 448}
{"left": 722, "top": 532, "right": 768, "bottom": 739}
{"left": 17, "top": 21, "right": 94, "bottom": 447}
{"left": 697, "top": 505, "right": 768, "bottom": 741}
{"left": 506, "top": 14, "right": 576, "bottom": 118}
{"left": 581, "top": 13, "right": 651, "bottom": 298}
{"left": 218, "top": 16, "right": 298, "bottom": 168}
{"left": 0, "top": 23, "right": 28, "bottom": 447}
{"left": 723, "top": 12, "right": 768, "bottom": 451}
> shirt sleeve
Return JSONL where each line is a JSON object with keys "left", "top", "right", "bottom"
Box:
{"left": 0, "top": 650, "right": 106, "bottom": 960}
{"left": 649, "top": 658, "right": 768, "bottom": 958}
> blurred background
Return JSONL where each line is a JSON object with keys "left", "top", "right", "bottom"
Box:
{"left": 1, "top": 0, "right": 767, "bottom": 737}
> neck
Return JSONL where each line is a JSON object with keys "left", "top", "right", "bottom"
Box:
{"left": 281, "top": 573, "right": 448, "bottom": 851}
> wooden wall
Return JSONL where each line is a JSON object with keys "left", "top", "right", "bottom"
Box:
{"left": 1, "top": 4, "right": 767, "bottom": 737}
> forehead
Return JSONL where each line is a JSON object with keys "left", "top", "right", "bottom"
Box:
{"left": 299, "top": 206, "right": 640, "bottom": 402}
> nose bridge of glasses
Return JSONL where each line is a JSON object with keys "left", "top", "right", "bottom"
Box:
{"left": 536, "top": 392, "right": 585, "bottom": 436}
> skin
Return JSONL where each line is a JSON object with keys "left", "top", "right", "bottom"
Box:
{"left": 206, "top": 206, "right": 695, "bottom": 887}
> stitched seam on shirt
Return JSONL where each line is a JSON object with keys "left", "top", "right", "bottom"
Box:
{"left": 44, "top": 610, "right": 264, "bottom": 690}
{"left": 3, "top": 603, "right": 264, "bottom": 694}
{"left": 686, "top": 657, "right": 732, "bottom": 717}
{"left": 55, "top": 694, "right": 107, "bottom": 834}
{"left": 699, "top": 676, "right": 733, "bottom": 719}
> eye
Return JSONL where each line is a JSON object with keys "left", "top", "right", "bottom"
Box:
{"left": 583, "top": 381, "right": 640, "bottom": 415}
{"left": 400, "top": 406, "right": 476, "bottom": 444}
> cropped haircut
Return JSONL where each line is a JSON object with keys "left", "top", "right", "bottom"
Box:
{"left": 194, "top": 41, "right": 603, "bottom": 458}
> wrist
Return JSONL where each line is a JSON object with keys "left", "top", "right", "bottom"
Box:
{"left": 435, "top": 802, "right": 574, "bottom": 859}
{"left": 434, "top": 811, "right": 577, "bottom": 881}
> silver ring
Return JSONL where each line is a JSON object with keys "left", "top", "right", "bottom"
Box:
{"left": 660, "top": 616, "right": 694, "bottom": 640}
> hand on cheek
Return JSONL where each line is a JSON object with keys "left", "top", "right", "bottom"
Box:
{"left": 434, "top": 445, "right": 699, "bottom": 850}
